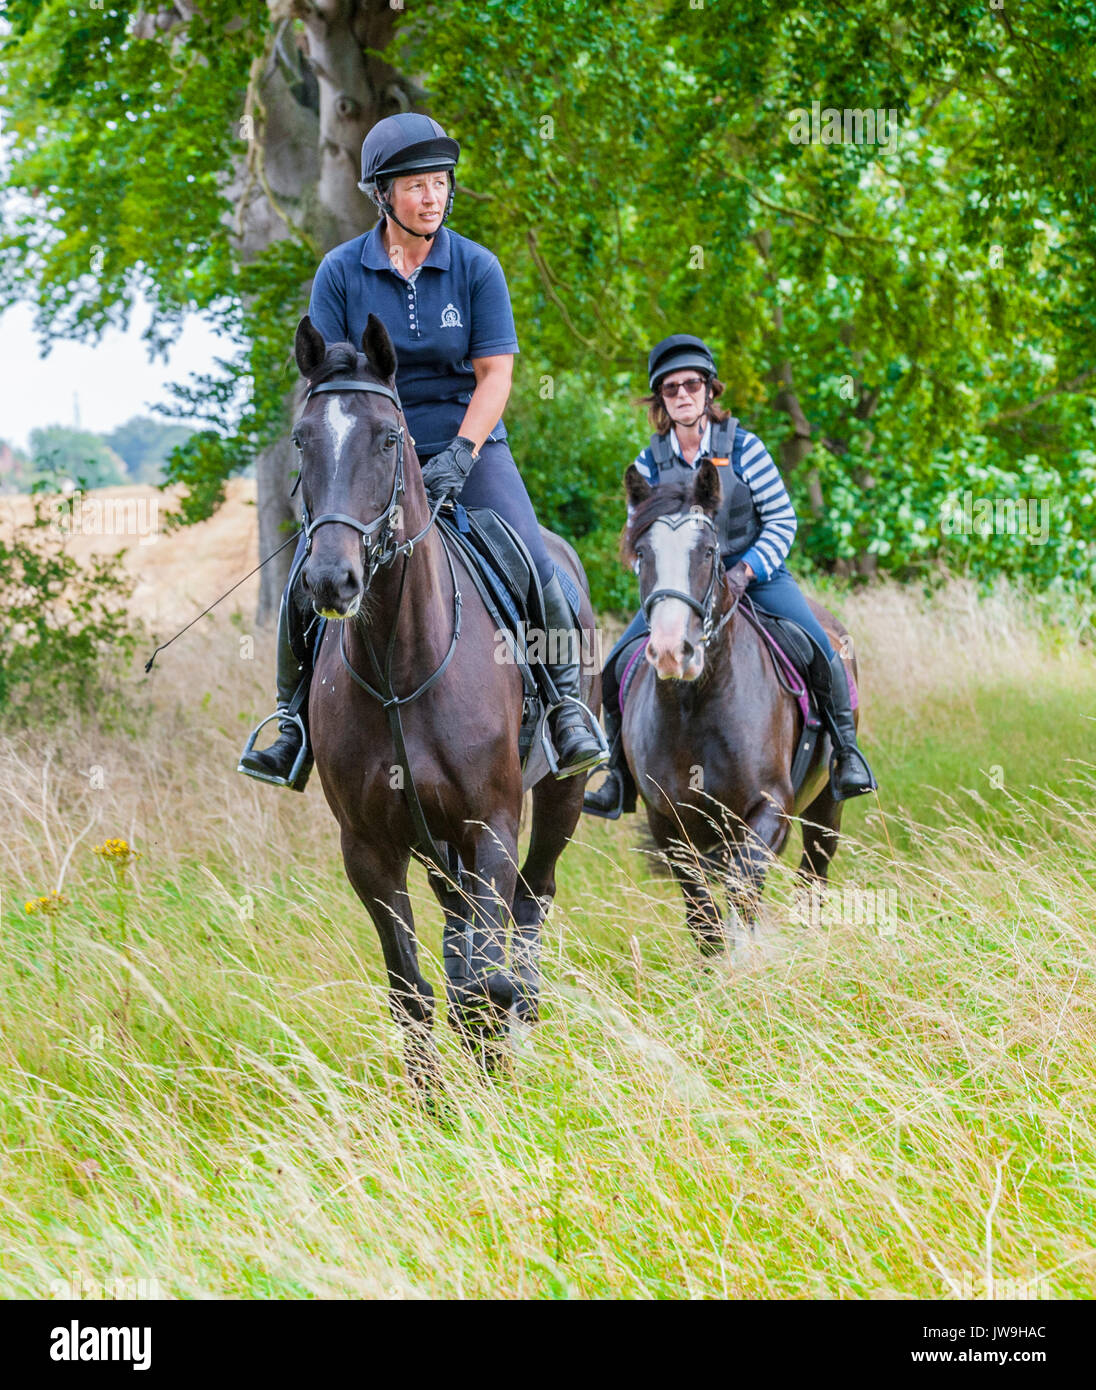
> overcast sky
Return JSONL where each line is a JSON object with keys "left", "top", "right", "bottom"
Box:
{"left": 0, "top": 296, "right": 237, "bottom": 454}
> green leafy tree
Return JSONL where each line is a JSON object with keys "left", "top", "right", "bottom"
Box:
{"left": 0, "top": 439, "right": 36, "bottom": 495}
{"left": 0, "top": 492, "right": 141, "bottom": 726}
{"left": 3, "top": 0, "right": 1094, "bottom": 615}
{"left": 1, "top": 0, "right": 425, "bottom": 621}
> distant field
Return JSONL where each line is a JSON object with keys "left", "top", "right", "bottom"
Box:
{"left": 1, "top": 499, "right": 1094, "bottom": 1297}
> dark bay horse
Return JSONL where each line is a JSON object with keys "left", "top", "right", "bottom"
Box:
{"left": 620, "top": 459, "right": 861, "bottom": 951}
{"left": 292, "top": 313, "right": 599, "bottom": 1079}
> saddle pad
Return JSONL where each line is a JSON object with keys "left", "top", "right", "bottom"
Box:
{"left": 440, "top": 508, "right": 523, "bottom": 632}
{"left": 616, "top": 635, "right": 649, "bottom": 710}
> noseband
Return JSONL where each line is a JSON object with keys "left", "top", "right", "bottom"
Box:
{"left": 297, "top": 377, "right": 442, "bottom": 584}
{"left": 639, "top": 511, "right": 739, "bottom": 649}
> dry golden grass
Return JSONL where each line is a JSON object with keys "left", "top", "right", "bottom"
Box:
{"left": 1, "top": 489, "right": 1094, "bottom": 1299}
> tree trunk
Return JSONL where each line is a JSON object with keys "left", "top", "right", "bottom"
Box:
{"left": 247, "top": 0, "right": 427, "bottom": 623}
{"left": 139, "top": 0, "right": 427, "bottom": 624}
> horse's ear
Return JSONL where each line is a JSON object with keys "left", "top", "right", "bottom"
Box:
{"left": 295, "top": 315, "right": 326, "bottom": 378}
{"left": 362, "top": 313, "right": 397, "bottom": 380}
{"left": 624, "top": 463, "right": 652, "bottom": 517}
{"left": 693, "top": 457, "right": 722, "bottom": 515}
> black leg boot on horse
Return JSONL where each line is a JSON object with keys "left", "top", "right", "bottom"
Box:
{"left": 807, "top": 640, "right": 877, "bottom": 801}
{"left": 540, "top": 571, "right": 609, "bottom": 780}
{"left": 237, "top": 586, "right": 316, "bottom": 792}
{"left": 582, "top": 703, "right": 638, "bottom": 819}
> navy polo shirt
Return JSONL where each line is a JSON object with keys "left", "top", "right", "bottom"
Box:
{"left": 307, "top": 221, "right": 520, "bottom": 457}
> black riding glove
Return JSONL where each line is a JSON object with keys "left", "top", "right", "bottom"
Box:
{"left": 421, "top": 436, "right": 478, "bottom": 503}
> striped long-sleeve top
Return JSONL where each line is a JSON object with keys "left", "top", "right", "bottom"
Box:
{"left": 631, "top": 420, "right": 798, "bottom": 583}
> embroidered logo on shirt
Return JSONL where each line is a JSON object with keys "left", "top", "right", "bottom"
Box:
{"left": 440, "top": 302, "right": 463, "bottom": 328}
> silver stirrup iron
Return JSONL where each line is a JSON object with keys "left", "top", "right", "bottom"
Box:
{"left": 237, "top": 711, "right": 309, "bottom": 788}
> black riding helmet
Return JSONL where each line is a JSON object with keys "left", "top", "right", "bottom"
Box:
{"left": 358, "top": 113, "right": 461, "bottom": 241}
{"left": 647, "top": 334, "right": 717, "bottom": 392}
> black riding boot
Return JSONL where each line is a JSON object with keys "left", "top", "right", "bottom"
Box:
{"left": 813, "top": 647, "right": 877, "bottom": 801}
{"left": 540, "top": 572, "right": 608, "bottom": 780}
{"left": 581, "top": 704, "right": 638, "bottom": 819}
{"left": 237, "top": 589, "right": 316, "bottom": 792}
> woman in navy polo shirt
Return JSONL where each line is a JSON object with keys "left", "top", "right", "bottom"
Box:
{"left": 240, "top": 113, "right": 606, "bottom": 790}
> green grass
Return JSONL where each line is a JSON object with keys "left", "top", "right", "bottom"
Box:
{"left": 1, "top": 578, "right": 1094, "bottom": 1299}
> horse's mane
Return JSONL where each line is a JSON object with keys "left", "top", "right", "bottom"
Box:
{"left": 620, "top": 481, "right": 694, "bottom": 565}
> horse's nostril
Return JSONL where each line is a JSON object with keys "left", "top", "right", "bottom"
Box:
{"left": 680, "top": 639, "right": 694, "bottom": 660}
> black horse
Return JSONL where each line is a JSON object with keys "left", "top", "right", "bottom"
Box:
{"left": 293, "top": 313, "right": 600, "bottom": 1081}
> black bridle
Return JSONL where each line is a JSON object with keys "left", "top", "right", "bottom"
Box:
{"left": 638, "top": 511, "right": 739, "bottom": 649}
{"left": 296, "top": 373, "right": 461, "bottom": 873}
{"left": 298, "top": 377, "right": 446, "bottom": 584}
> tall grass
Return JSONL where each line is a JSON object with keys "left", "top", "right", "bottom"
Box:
{"left": 1, "top": 577, "right": 1093, "bottom": 1298}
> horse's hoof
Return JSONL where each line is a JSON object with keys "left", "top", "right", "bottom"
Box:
{"left": 509, "top": 1007, "right": 536, "bottom": 1055}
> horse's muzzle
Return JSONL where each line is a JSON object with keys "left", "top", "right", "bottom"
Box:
{"left": 301, "top": 560, "right": 363, "bottom": 621}
{"left": 647, "top": 636, "right": 704, "bottom": 682}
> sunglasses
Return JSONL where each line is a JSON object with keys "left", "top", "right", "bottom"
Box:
{"left": 660, "top": 376, "right": 707, "bottom": 399}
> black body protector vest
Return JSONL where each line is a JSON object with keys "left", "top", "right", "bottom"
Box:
{"left": 646, "top": 416, "right": 763, "bottom": 563}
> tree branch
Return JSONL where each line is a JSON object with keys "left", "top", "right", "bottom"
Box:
{"left": 985, "top": 368, "right": 1096, "bottom": 425}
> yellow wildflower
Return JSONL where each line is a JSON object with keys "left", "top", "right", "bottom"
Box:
{"left": 92, "top": 838, "right": 141, "bottom": 866}
{"left": 24, "top": 891, "right": 68, "bottom": 915}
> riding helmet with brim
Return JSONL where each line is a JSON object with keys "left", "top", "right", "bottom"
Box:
{"left": 648, "top": 334, "right": 717, "bottom": 391}
{"left": 358, "top": 114, "right": 460, "bottom": 240}
{"left": 359, "top": 113, "right": 459, "bottom": 187}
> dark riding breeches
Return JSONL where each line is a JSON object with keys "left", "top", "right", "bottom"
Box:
{"left": 426, "top": 438, "right": 556, "bottom": 587}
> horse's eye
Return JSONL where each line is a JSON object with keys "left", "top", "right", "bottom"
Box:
{"left": 705, "top": 545, "right": 716, "bottom": 559}
{"left": 291, "top": 435, "right": 302, "bottom": 450}
{"left": 386, "top": 431, "right": 398, "bottom": 448}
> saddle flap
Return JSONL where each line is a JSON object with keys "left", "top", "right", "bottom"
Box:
{"left": 464, "top": 507, "right": 533, "bottom": 614}
{"left": 614, "top": 634, "right": 649, "bottom": 711}
{"left": 750, "top": 607, "right": 815, "bottom": 681}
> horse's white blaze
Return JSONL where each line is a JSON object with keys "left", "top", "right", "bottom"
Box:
{"left": 324, "top": 396, "right": 356, "bottom": 478}
{"left": 646, "top": 515, "right": 703, "bottom": 663}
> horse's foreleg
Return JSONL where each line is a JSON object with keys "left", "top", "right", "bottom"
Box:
{"left": 428, "top": 857, "right": 477, "bottom": 1020}
{"left": 340, "top": 829, "right": 438, "bottom": 1090}
{"left": 512, "top": 776, "right": 584, "bottom": 1023}
{"left": 727, "top": 795, "right": 790, "bottom": 929}
{"left": 451, "top": 817, "right": 520, "bottom": 1067}
{"left": 649, "top": 809, "right": 725, "bottom": 955}
{"left": 798, "top": 779, "right": 844, "bottom": 887}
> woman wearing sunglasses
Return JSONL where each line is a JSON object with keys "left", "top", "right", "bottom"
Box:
{"left": 583, "top": 333, "right": 876, "bottom": 819}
